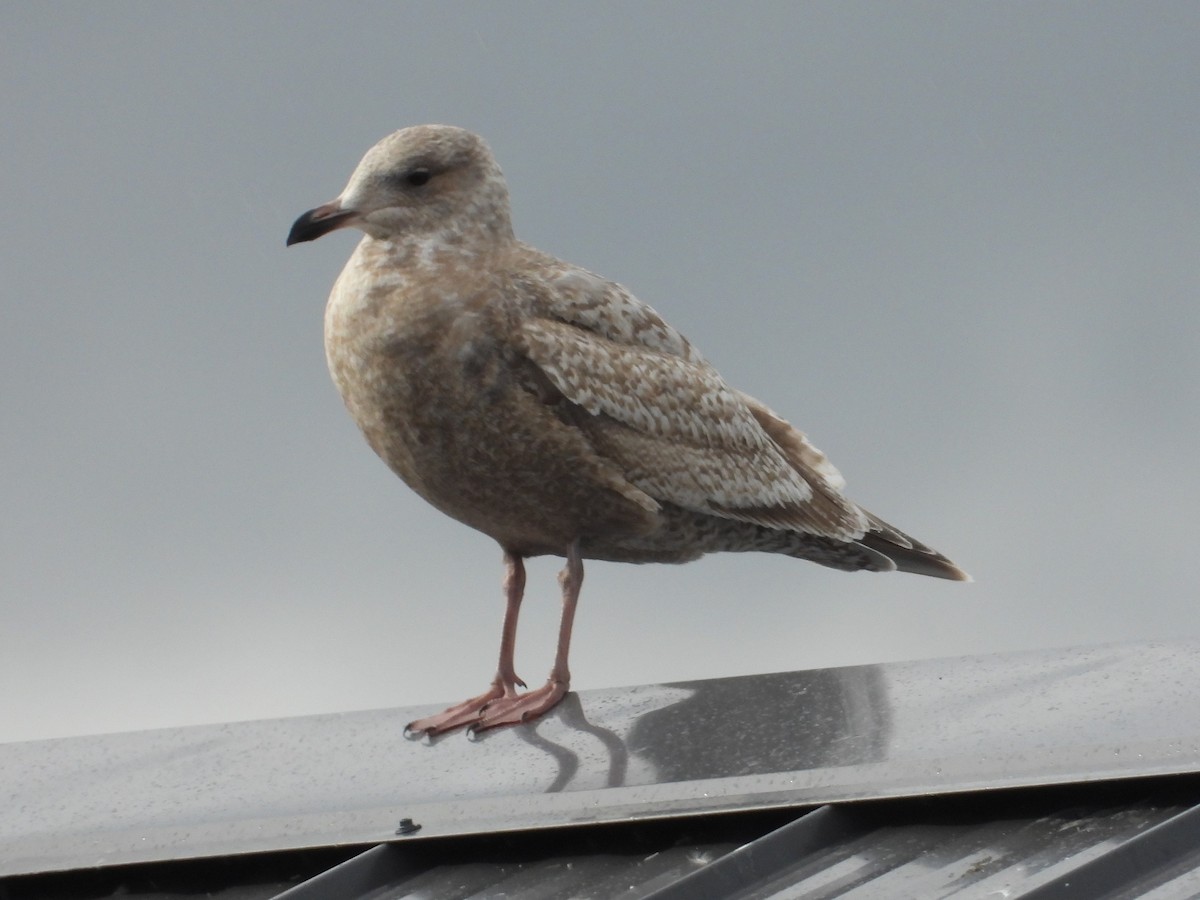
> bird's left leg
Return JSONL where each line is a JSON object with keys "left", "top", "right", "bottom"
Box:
{"left": 471, "top": 539, "right": 583, "bottom": 732}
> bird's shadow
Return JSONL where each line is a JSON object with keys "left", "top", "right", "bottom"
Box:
{"left": 462, "top": 692, "right": 628, "bottom": 792}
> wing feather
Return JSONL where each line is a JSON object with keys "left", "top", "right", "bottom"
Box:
{"left": 515, "top": 271, "right": 867, "bottom": 540}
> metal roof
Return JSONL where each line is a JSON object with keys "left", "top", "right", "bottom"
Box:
{"left": 273, "top": 782, "right": 1200, "bottom": 899}
{"left": 4, "top": 639, "right": 1200, "bottom": 897}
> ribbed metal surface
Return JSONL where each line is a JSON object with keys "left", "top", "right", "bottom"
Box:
{"left": 272, "top": 784, "right": 1200, "bottom": 900}
{"left": 697, "top": 795, "right": 1200, "bottom": 899}
{"left": 8, "top": 785, "right": 1200, "bottom": 898}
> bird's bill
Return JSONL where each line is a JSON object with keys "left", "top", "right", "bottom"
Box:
{"left": 286, "top": 201, "right": 360, "bottom": 245}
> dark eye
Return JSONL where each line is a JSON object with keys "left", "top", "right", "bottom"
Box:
{"left": 404, "top": 168, "right": 432, "bottom": 187}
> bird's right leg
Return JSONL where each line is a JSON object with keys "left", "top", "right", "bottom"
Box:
{"left": 404, "top": 551, "right": 527, "bottom": 737}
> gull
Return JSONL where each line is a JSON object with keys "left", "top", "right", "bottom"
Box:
{"left": 287, "top": 125, "right": 968, "bottom": 736}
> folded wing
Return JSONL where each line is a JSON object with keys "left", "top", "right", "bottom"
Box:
{"left": 516, "top": 292, "right": 868, "bottom": 542}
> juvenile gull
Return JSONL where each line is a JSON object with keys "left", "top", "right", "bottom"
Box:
{"left": 287, "top": 125, "right": 968, "bottom": 736}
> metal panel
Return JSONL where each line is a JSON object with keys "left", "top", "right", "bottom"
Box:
{"left": 274, "top": 785, "right": 1200, "bottom": 899}
{"left": 4, "top": 640, "right": 1200, "bottom": 877}
{"left": 661, "top": 793, "right": 1200, "bottom": 899}
{"left": 277, "top": 786, "right": 1200, "bottom": 899}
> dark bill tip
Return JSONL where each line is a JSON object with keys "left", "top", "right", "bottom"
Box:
{"left": 286, "top": 202, "right": 359, "bottom": 246}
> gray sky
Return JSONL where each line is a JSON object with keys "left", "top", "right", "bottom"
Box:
{"left": 3, "top": 3, "right": 1198, "bottom": 744}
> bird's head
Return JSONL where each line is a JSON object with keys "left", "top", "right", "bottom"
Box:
{"left": 287, "top": 124, "right": 514, "bottom": 247}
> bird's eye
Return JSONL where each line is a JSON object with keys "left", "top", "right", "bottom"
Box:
{"left": 404, "top": 168, "right": 432, "bottom": 187}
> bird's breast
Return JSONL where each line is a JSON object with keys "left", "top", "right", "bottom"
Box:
{"left": 319, "top": 243, "right": 661, "bottom": 554}
{"left": 326, "top": 263, "right": 499, "bottom": 464}
{"left": 321, "top": 254, "right": 539, "bottom": 530}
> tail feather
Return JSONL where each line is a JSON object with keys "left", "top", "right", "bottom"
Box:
{"left": 857, "top": 509, "right": 971, "bottom": 581}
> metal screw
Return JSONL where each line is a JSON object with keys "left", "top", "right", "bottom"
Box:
{"left": 395, "top": 817, "right": 421, "bottom": 836}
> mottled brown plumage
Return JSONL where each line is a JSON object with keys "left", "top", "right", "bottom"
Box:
{"left": 287, "top": 125, "right": 968, "bottom": 735}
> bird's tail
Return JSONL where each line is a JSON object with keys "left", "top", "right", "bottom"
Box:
{"left": 856, "top": 509, "right": 971, "bottom": 581}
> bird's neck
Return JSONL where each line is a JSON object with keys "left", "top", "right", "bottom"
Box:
{"left": 359, "top": 223, "right": 513, "bottom": 274}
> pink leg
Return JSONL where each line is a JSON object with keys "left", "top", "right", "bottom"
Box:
{"left": 471, "top": 540, "right": 583, "bottom": 733}
{"left": 405, "top": 552, "right": 528, "bottom": 737}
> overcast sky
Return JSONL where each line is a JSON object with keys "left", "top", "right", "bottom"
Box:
{"left": 3, "top": 3, "right": 1198, "bottom": 744}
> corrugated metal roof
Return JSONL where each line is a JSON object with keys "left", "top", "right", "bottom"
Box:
{"left": 4, "top": 640, "right": 1200, "bottom": 897}
{"left": 8, "top": 781, "right": 1200, "bottom": 898}
{"left": 273, "top": 782, "right": 1200, "bottom": 899}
